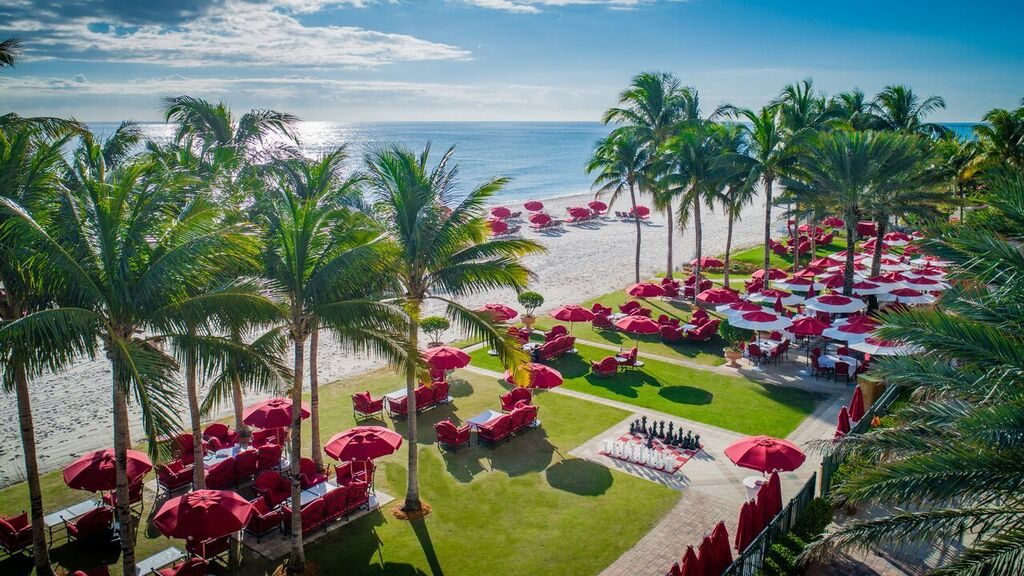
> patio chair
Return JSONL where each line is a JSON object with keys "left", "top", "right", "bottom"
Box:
{"left": 205, "top": 458, "right": 236, "bottom": 490}
{"left": 508, "top": 326, "right": 530, "bottom": 345}
{"left": 65, "top": 507, "right": 113, "bottom": 543}
{"left": 544, "top": 325, "right": 568, "bottom": 341}
{"left": 344, "top": 481, "right": 371, "bottom": 516}
{"left": 234, "top": 449, "right": 259, "bottom": 484}
{"left": 253, "top": 470, "right": 291, "bottom": 507}
{"left": 102, "top": 477, "right": 144, "bottom": 513}
{"left": 245, "top": 498, "right": 282, "bottom": 542}
{"left": 435, "top": 419, "right": 471, "bottom": 451}
{"left": 172, "top": 433, "right": 198, "bottom": 466}
{"left": 352, "top": 391, "right": 385, "bottom": 421}
{"left": 592, "top": 313, "right": 613, "bottom": 330}
{"left": 387, "top": 395, "right": 408, "bottom": 418}
{"left": 323, "top": 486, "right": 350, "bottom": 524}
{"left": 69, "top": 567, "right": 111, "bottom": 576}
{"left": 256, "top": 443, "right": 284, "bottom": 472}
{"left": 811, "top": 356, "right": 831, "bottom": 380}
{"left": 282, "top": 498, "right": 326, "bottom": 536}
{"left": 768, "top": 330, "right": 782, "bottom": 341}
{"left": 299, "top": 457, "right": 327, "bottom": 489}
{"left": 500, "top": 387, "right": 532, "bottom": 412}
{"left": 186, "top": 534, "right": 230, "bottom": 564}
{"left": 251, "top": 427, "right": 284, "bottom": 449}
{"left": 156, "top": 558, "right": 209, "bottom": 576}
{"left": 834, "top": 361, "right": 851, "bottom": 384}
{"left": 691, "top": 309, "right": 710, "bottom": 326}
{"left": 660, "top": 325, "right": 682, "bottom": 343}
{"left": 590, "top": 303, "right": 613, "bottom": 316}
{"left": 662, "top": 283, "right": 680, "bottom": 298}
{"left": 615, "top": 346, "right": 640, "bottom": 368}
{"left": 591, "top": 356, "right": 619, "bottom": 377}
{"left": 619, "top": 301, "right": 641, "bottom": 315}
{"left": 202, "top": 423, "right": 239, "bottom": 446}
{"left": 686, "top": 319, "right": 720, "bottom": 342}
{"left": 0, "top": 512, "right": 32, "bottom": 556}
{"left": 155, "top": 461, "right": 193, "bottom": 498}
{"left": 747, "top": 344, "right": 764, "bottom": 365}
{"left": 477, "top": 414, "right": 514, "bottom": 445}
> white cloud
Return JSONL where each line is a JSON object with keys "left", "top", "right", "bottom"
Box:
{"left": 459, "top": 0, "right": 663, "bottom": 13}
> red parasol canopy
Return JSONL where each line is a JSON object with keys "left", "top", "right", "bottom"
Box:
{"left": 734, "top": 500, "right": 755, "bottom": 552}
{"left": 697, "top": 288, "right": 740, "bottom": 305}
{"left": 631, "top": 205, "right": 651, "bottom": 217}
{"left": 478, "top": 303, "right": 517, "bottom": 322}
{"left": 528, "top": 212, "right": 551, "bottom": 225}
{"left": 808, "top": 257, "right": 834, "bottom": 268}
{"left": 751, "top": 268, "right": 788, "bottom": 281}
{"left": 64, "top": 449, "right": 152, "bottom": 492}
{"left": 615, "top": 315, "right": 661, "bottom": 334}
{"left": 849, "top": 386, "right": 865, "bottom": 422}
{"left": 789, "top": 316, "right": 830, "bottom": 336}
{"left": 822, "top": 216, "right": 845, "bottom": 228}
{"left": 730, "top": 310, "right": 793, "bottom": 331}
{"left": 696, "top": 536, "right": 716, "bottom": 576}
{"left": 691, "top": 256, "right": 724, "bottom": 268}
{"left": 711, "top": 521, "right": 733, "bottom": 573}
{"left": 794, "top": 266, "right": 826, "bottom": 278}
{"left": 725, "top": 436, "right": 806, "bottom": 473}
{"left": 588, "top": 200, "right": 608, "bottom": 212}
{"left": 519, "top": 363, "right": 563, "bottom": 389}
{"left": 490, "top": 206, "right": 511, "bottom": 219}
{"left": 153, "top": 489, "right": 254, "bottom": 541}
{"left": 243, "top": 398, "right": 310, "bottom": 429}
{"left": 818, "top": 273, "right": 845, "bottom": 289}
{"left": 837, "top": 406, "right": 852, "bottom": 436}
{"left": 904, "top": 276, "right": 949, "bottom": 290}
{"left": 550, "top": 304, "right": 595, "bottom": 323}
{"left": 524, "top": 200, "right": 544, "bottom": 212}
{"left": 324, "top": 426, "right": 403, "bottom": 461}
{"left": 626, "top": 282, "right": 666, "bottom": 298}
{"left": 679, "top": 545, "right": 702, "bottom": 576}
{"left": 423, "top": 346, "right": 471, "bottom": 370}
{"left": 568, "top": 206, "right": 591, "bottom": 217}
{"left": 488, "top": 219, "right": 508, "bottom": 234}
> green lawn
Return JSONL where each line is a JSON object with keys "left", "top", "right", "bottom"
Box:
{"left": 726, "top": 236, "right": 848, "bottom": 272}
{"left": 1, "top": 370, "right": 679, "bottom": 576}
{"left": 469, "top": 343, "right": 822, "bottom": 438}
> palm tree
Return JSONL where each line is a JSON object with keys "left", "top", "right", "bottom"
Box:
{"left": 713, "top": 125, "right": 757, "bottom": 290}
{"left": 255, "top": 149, "right": 409, "bottom": 574}
{"left": 832, "top": 88, "right": 872, "bottom": 131}
{"left": 0, "top": 37, "right": 20, "bottom": 68}
{"left": 588, "top": 131, "right": 652, "bottom": 283}
{"left": 974, "top": 102, "right": 1024, "bottom": 170}
{"left": 366, "top": 143, "right": 543, "bottom": 513}
{"left": 773, "top": 79, "right": 840, "bottom": 133}
{"left": 807, "top": 168, "right": 1024, "bottom": 574}
{"left": 0, "top": 120, "right": 78, "bottom": 576}
{"left": 867, "top": 85, "right": 950, "bottom": 137}
{"left": 0, "top": 153, "right": 265, "bottom": 576}
{"left": 783, "top": 130, "right": 929, "bottom": 294}
{"left": 602, "top": 72, "right": 696, "bottom": 277}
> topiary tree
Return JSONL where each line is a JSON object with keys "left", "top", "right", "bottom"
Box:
{"left": 420, "top": 316, "right": 450, "bottom": 347}
{"left": 517, "top": 291, "right": 544, "bottom": 317}
{"left": 718, "top": 321, "right": 753, "bottom": 352}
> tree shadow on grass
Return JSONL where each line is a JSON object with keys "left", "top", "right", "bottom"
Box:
{"left": 582, "top": 370, "right": 662, "bottom": 399}
{"left": 545, "top": 458, "right": 613, "bottom": 496}
{"left": 657, "top": 386, "right": 713, "bottom": 406}
{"left": 305, "top": 508, "right": 405, "bottom": 575}
{"left": 447, "top": 377, "right": 474, "bottom": 398}
{"left": 484, "top": 428, "right": 557, "bottom": 477}
{"left": 411, "top": 518, "right": 444, "bottom": 576}
{"left": 439, "top": 445, "right": 488, "bottom": 484}
{"left": 45, "top": 534, "right": 122, "bottom": 575}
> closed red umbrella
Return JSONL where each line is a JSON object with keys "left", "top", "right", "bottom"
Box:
{"left": 626, "top": 282, "right": 666, "bottom": 298}
{"left": 755, "top": 482, "right": 772, "bottom": 530}
{"left": 524, "top": 200, "right": 544, "bottom": 212}
{"left": 697, "top": 288, "right": 740, "bottom": 305}
{"left": 477, "top": 303, "right": 517, "bottom": 322}
{"left": 773, "top": 296, "right": 784, "bottom": 314}
{"left": 849, "top": 386, "right": 865, "bottom": 421}
{"left": 711, "top": 521, "right": 733, "bottom": 573}
{"left": 679, "top": 545, "right": 702, "bottom": 576}
{"left": 734, "top": 500, "right": 754, "bottom": 551}
{"left": 422, "top": 345, "right": 471, "bottom": 370}
{"left": 691, "top": 256, "right": 724, "bottom": 268}
{"left": 64, "top": 449, "right": 152, "bottom": 492}
{"left": 243, "top": 398, "right": 310, "bottom": 429}
{"left": 667, "top": 562, "right": 682, "bottom": 576}
{"left": 696, "top": 535, "right": 716, "bottom": 576}
{"left": 725, "top": 436, "right": 806, "bottom": 474}
{"left": 550, "top": 304, "right": 595, "bottom": 335}
{"left": 765, "top": 471, "right": 783, "bottom": 520}
{"left": 490, "top": 206, "right": 511, "bottom": 219}
{"left": 837, "top": 405, "right": 852, "bottom": 436}
{"left": 324, "top": 426, "right": 403, "bottom": 461}
{"left": 153, "top": 489, "right": 253, "bottom": 541}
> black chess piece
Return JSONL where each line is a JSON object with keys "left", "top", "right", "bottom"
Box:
{"left": 684, "top": 431, "right": 693, "bottom": 450}
{"left": 667, "top": 422, "right": 674, "bottom": 439}
{"left": 693, "top": 433, "right": 701, "bottom": 450}
{"left": 659, "top": 421, "right": 665, "bottom": 438}
{"left": 641, "top": 415, "right": 648, "bottom": 434}
{"left": 646, "top": 436, "right": 654, "bottom": 449}
{"left": 629, "top": 421, "right": 636, "bottom": 435}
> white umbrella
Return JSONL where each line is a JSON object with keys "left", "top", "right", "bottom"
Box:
{"left": 822, "top": 321, "right": 875, "bottom": 343}
{"left": 849, "top": 337, "right": 920, "bottom": 356}
{"left": 902, "top": 276, "right": 950, "bottom": 291}
{"left": 905, "top": 269, "right": 946, "bottom": 280}
{"left": 911, "top": 257, "right": 952, "bottom": 268}
{"left": 804, "top": 294, "right": 868, "bottom": 314}
{"left": 729, "top": 310, "right": 794, "bottom": 331}
{"left": 715, "top": 301, "right": 765, "bottom": 315}
{"left": 851, "top": 280, "right": 899, "bottom": 296}
{"left": 878, "top": 288, "right": 937, "bottom": 306}
{"left": 773, "top": 278, "right": 825, "bottom": 292}
{"left": 878, "top": 260, "right": 912, "bottom": 272}
{"left": 746, "top": 290, "right": 804, "bottom": 306}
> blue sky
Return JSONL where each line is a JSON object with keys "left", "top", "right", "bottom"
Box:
{"left": 1, "top": 0, "right": 1021, "bottom": 122}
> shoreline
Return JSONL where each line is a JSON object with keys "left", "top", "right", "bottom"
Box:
{"left": 0, "top": 187, "right": 772, "bottom": 486}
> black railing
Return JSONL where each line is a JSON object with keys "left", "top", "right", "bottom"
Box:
{"left": 722, "top": 471, "right": 817, "bottom": 576}
{"left": 820, "top": 384, "right": 902, "bottom": 498}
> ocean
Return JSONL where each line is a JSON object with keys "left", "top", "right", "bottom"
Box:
{"left": 87, "top": 121, "right": 979, "bottom": 203}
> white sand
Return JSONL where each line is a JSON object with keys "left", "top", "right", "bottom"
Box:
{"left": 0, "top": 188, "right": 773, "bottom": 485}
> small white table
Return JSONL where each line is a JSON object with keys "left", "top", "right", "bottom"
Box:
{"left": 44, "top": 499, "right": 101, "bottom": 542}
{"left": 289, "top": 480, "right": 340, "bottom": 507}
{"left": 466, "top": 409, "right": 503, "bottom": 430}
{"left": 743, "top": 475, "right": 766, "bottom": 500}
{"left": 202, "top": 445, "right": 243, "bottom": 469}
{"left": 136, "top": 546, "right": 185, "bottom": 575}
{"left": 522, "top": 343, "right": 541, "bottom": 352}
{"left": 383, "top": 388, "right": 408, "bottom": 400}
{"left": 818, "top": 354, "right": 859, "bottom": 376}
{"left": 681, "top": 323, "right": 696, "bottom": 333}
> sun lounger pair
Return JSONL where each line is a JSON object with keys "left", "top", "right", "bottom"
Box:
{"left": 529, "top": 220, "right": 563, "bottom": 231}
{"left": 492, "top": 225, "right": 521, "bottom": 237}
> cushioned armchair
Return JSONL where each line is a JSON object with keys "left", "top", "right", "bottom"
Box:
{"left": 204, "top": 457, "right": 236, "bottom": 490}
{"left": 245, "top": 498, "right": 283, "bottom": 542}
{"left": 155, "top": 461, "right": 193, "bottom": 497}
{"left": 592, "top": 313, "right": 613, "bottom": 330}
{"left": 660, "top": 325, "right": 682, "bottom": 343}
{"left": 282, "top": 498, "right": 326, "bottom": 536}
{"left": 0, "top": 512, "right": 32, "bottom": 555}
{"left": 591, "top": 356, "right": 619, "bottom": 377}
{"left": 157, "top": 558, "right": 209, "bottom": 576}
{"left": 65, "top": 507, "right": 113, "bottom": 543}
{"left": 352, "top": 391, "right": 385, "bottom": 420}
{"left": 172, "top": 433, "right": 198, "bottom": 466}
{"left": 102, "top": 477, "right": 144, "bottom": 512}
{"left": 434, "top": 419, "right": 471, "bottom": 450}
{"left": 386, "top": 395, "right": 408, "bottom": 418}
{"left": 256, "top": 444, "right": 283, "bottom": 472}
{"left": 186, "top": 534, "right": 230, "bottom": 563}
{"left": 202, "top": 423, "right": 239, "bottom": 446}
{"left": 253, "top": 470, "right": 291, "bottom": 507}
{"left": 323, "top": 486, "right": 350, "bottom": 523}
{"left": 477, "top": 414, "right": 513, "bottom": 445}
{"left": 234, "top": 449, "right": 259, "bottom": 484}
{"left": 299, "top": 457, "right": 327, "bottom": 490}
{"left": 499, "top": 387, "right": 532, "bottom": 412}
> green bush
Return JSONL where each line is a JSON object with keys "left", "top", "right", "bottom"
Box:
{"left": 792, "top": 498, "right": 833, "bottom": 540}
{"left": 718, "top": 321, "right": 753, "bottom": 350}
{"left": 420, "top": 315, "right": 451, "bottom": 344}
{"left": 757, "top": 501, "right": 831, "bottom": 576}
{"left": 517, "top": 291, "right": 544, "bottom": 316}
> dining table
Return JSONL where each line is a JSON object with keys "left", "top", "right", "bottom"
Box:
{"left": 818, "top": 353, "right": 859, "bottom": 376}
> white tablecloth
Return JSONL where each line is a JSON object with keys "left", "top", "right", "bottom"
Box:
{"left": 818, "top": 354, "right": 859, "bottom": 376}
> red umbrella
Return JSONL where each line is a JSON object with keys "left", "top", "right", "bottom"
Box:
{"left": 794, "top": 266, "right": 825, "bottom": 278}
{"left": 626, "top": 282, "right": 666, "bottom": 298}
{"left": 691, "top": 256, "right": 724, "bottom": 268}
{"left": 765, "top": 471, "right": 783, "bottom": 520}
{"left": 725, "top": 436, "right": 806, "bottom": 474}
{"left": 808, "top": 257, "right": 833, "bottom": 268}
{"left": 711, "top": 521, "right": 733, "bottom": 573}
{"left": 734, "top": 500, "right": 755, "bottom": 551}
{"left": 64, "top": 449, "right": 152, "bottom": 492}
{"left": 550, "top": 304, "right": 595, "bottom": 334}
{"left": 588, "top": 200, "right": 608, "bottom": 213}
{"left": 755, "top": 482, "right": 772, "bottom": 530}
{"left": 751, "top": 268, "right": 788, "bottom": 281}
{"left": 519, "top": 363, "right": 563, "bottom": 389}
{"left": 528, "top": 212, "right": 551, "bottom": 225}
{"left": 789, "top": 316, "right": 830, "bottom": 337}
{"left": 910, "top": 267, "right": 944, "bottom": 277}
{"left": 324, "top": 426, "right": 403, "bottom": 461}
{"left": 818, "top": 273, "right": 845, "bottom": 289}
{"left": 822, "top": 215, "right": 845, "bottom": 228}
{"left": 667, "top": 562, "right": 681, "bottom": 576}
{"left": 490, "top": 206, "right": 511, "bottom": 219}
{"left": 716, "top": 301, "right": 763, "bottom": 315}
{"left": 773, "top": 296, "right": 784, "bottom": 314}
{"left": 679, "top": 545, "right": 702, "bottom": 576}
{"left": 849, "top": 386, "right": 865, "bottom": 422}
{"left": 243, "top": 397, "right": 310, "bottom": 429}
{"left": 697, "top": 288, "right": 740, "bottom": 305}
{"left": 837, "top": 406, "right": 852, "bottom": 436}
{"left": 153, "top": 489, "right": 254, "bottom": 541}
{"left": 631, "top": 205, "right": 651, "bottom": 217}
{"left": 478, "top": 303, "right": 517, "bottom": 322}
{"left": 615, "top": 314, "right": 661, "bottom": 352}
{"left": 524, "top": 200, "right": 544, "bottom": 212}
{"left": 696, "top": 536, "right": 716, "bottom": 576}
{"left": 422, "top": 346, "right": 471, "bottom": 370}
{"left": 487, "top": 219, "right": 508, "bottom": 234}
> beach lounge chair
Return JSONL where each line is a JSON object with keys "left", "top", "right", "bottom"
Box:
{"left": 435, "top": 419, "right": 471, "bottom": 451}
{"left": 352, "top": 391, "right": 385, "bottom": 421}
{"left": 65, "top": 507, "right": 113, "bottom": 543}
{"left": 0, "top": 512, "right": 32, "bottom": 556}
{"left": 245, "top": 498, "right": 283, "bottom": 542}
{"left": 591, "top": 356, "right": 619, "bottom": 377}
{"left": 155, "top": 558, "right": 208, "bottom": 576}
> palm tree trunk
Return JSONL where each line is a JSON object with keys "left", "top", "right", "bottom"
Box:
{"left": 628, "top": 182, "right": 641, "bottom": 284}
{"left": 870, "top": 217, "right": 887, "bottom": 278}
{"left": 724, "top": 213, "right": 734, "bottom": 290}
{"left": 309, "top": 325, "right": 323, "bottom": 472}
{"left": 665, "top": 201, "right": 674, "bottom": 279}
{"left": 186, "top": 346, "right": 204, "bottom": 489}
{"left": 792, "top": 211, "right": 800, "bottom": 274}
{"left": 112, "top": 368, "right": 136, "bottom": 576}
{"left": 14, "top": 361, "right": 54, "bottom": 576}
{"left": 232, "top": 375, "right": 246, "bottom": 442}
{"left": 809, "top": 220, "right": 817, "bottom": 264}
{"left": 287, "top": 334, "right": 306, "bottom": 575}
{"left": 693, "top": 195, "right": 703, "bottom": 303}
{"left": 762, "top": 177, "right": 773, "bottom": 290}
{"left": 403, "top": 299, "right": 422, "bottom": 512}
{"left": 844, "top": 219, "right": 857, "bottom": 295}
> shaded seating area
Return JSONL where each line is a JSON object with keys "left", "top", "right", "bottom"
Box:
{"left": 434, "top": 419, "right": 471, "bottom": 451}
{"left": 0, "top": 512, "right": 32, "bottom": 556}
{"left": 386, "top": 380, "right": 451, "bottom": 418}
{"left": 253, "top": 470, "right": 292, "bottom": 507}
{"left": 615, "top": 346, "right": 643, "bottom": 369}
{"left": 64, "top": 507, "right": 114, "bottom": 544}
{"left": 245, "top": 498, "right": 284, "bottom": 542}
{"left": 185, "top": 534, "right": 231, "bottom": 566}
{"left": 685, "top": 318, "right": 720, "bottom": 342}
{"left": 590, "top": 356, "right": 619, "bottom": 377}
{"left": 477, "top": 403, "right": 540, "bottom": 446}
{"left": 101, "top": 477, "right": 144, "bottom": 512}
{"left": 500, "top": 387, "right": 532, "bottom": 411}
{"left": 536, "top": 335, "right": 576, "bottom": 361}
{"left": 299, "top": 457, "right": 328, "bottom": 490}
{"left": 281, "top": 480, "right": 372, "bottom": 536}
{"left": 592, "top": 313, "right": 614, "bottom": 330}
{"left": 155, "top": 557, "right": 208, "bottom": 576}
{"left": 202, "top": 423, "right": 240, "bottom": 451}
{"left": 351, "top": 391, "right": 385, "bottom": 421}
{"left": 543, "top": 325, "right": 568, "bottom": 341}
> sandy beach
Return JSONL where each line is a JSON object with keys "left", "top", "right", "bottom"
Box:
{"left": 0, "top": 188, "right": 771, "bottom": 485}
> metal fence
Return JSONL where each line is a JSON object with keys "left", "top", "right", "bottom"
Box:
{"left": 820, "top": 383, "right": 902, "bottom": 497}
{"left": 722, "top": 472, "right": 817, "bottom": 576}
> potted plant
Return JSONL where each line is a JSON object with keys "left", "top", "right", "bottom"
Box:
{"left": 517, "top": 291, "right": 544, "bottom": 329}
{"left": 420, "top": 315, "right": 451, "bottom": 348}
{"left": 718, "top": 321, "right": 753, "bottom": 368}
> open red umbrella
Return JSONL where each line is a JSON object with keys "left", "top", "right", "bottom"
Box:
{"left": 153, "top": 489, "right": 254, "bottom": 541}
{"left": 725, "top": 436, "right": 806, "bottom": 474}
{"left": 837, "top": 406, "right": 852, "bottom": 436}
{"left": 822, "top": 320, "right": 875, "bottom": 343}
{"left": 697, "top": 288, "right": 740, "bottom": 305}
{"left": 487, "top": 219, "right": 508, "bottom": 235}
{"left": 528, "top": 212, "right": 551, "bottom": 225}
{"left": 324, "top": 425, "right": 403, "bottom": 461}
{"left": 588, "top": 200, "right": 608, "bottom": 213}
{"left": 849, "top": 386, "right": 865, "bottom": 422}
{"left": 679, "top": 545, "right": 702, "bottom": 576}
{"left": 519, "top": 363, "right": 563, "bottom": 389}
{"left": 243, "top": 398, "right": 310, "bottom": 429}
{"left": 615, "top": 314, "right": 661, "bottom": 352}
{"left": 691, "top": 256, "right": 724, "bottom": 268}
{"left": 631, "top": 205, "right": 651, "bottom": 217}
{"left": 734, "top": 500, "right": 755, "bottom": 551}
{"left": 696, "top": 536, "right": 716, "bottom": 576}
{"left": 477, "top": 303, "right": 517, "bottom": 322}
{"left": 711, "top": 521, "right": 733, "bottom": 573}
{"left": 626, "top": 282, "right": 666, "bottom": 298}
{"left": 751, "top": 268, "right": 788, "bottom": 281}
{"left": 524, "top": 200, "right": 544, "bottom": 212}
{"left": 550, "top": 305, "right": 595, "bottom": 334}
{"left": 490, "top": 206, "right": 511, "bottom": 219}
{"left": 822, "top": 215, "right": 845, "bottom": 228}
{"left": 423, "top": 346, "right": 471, "bottom": 370}
{"left": 789, "top": 317, "right": 830, "bottom": 337}
{"left": 63, "top": 449, "right": 152, "bottom": 492}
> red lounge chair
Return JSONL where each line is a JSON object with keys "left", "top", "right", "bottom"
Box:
{"left": 155, "top": 461, "right": 193, "bottom": 497}
{"left": 615, "top": 346, "right": 639, "bottom": 368}
{"left": 186, "top": 534, "right": 230, "bottom": 563}
{"left": 102, "top": 477, "right": 144, "bottom": 512}
{"left": 157, "top": 558, "right": 209, "bottom": 576}
{"left": 299, "top": 457, "right": 327, "bottom": 490}
{"left": 387, "top": 395, "right": 408, "bottom": 417}
{"left": 202, "top": 423, "right": 239, "bottom": 446}
{"left": 283, "top": 498, "right": 326, "bottom": 536}
{"left": 619, "top": 301, "right": 641, "bottom": 315}
{"left": 205, "top": 457, "right": 236, "bottom": 490}
{"left": 253, "top": 470, "right": 291, "bottom": 507}
{"left": 172, "top": 433, "right": 198, "bottom": 466}
{"left": 544, "top": 325, "right": 568, "bottom": 341}
{"left": 352, "top": 391, "right": 385, "bottom": 420}
{"left": 477, "top": 414, "right": 513, "bottom": 445}
{"left": 245, "top": 498, "right": 283, "bottom": 542}
{"left": 0, "top": 512, "right": 32, "bottom": 556}
{"left": 686, "top": 319, "right": 720, "bottom": 342}
{"left": 660, "top": 325, "right": 682, "bottom": 343}
{"left": 323, "top": 485, "right": 350, "bottom": 523}
{"left": 234, "top": 449, "right": 259, "bottom": 484}
{"left": 65, "top": 507, "right": 113, "bottom": 543}
{"left": 251, "top": 427, "right": 285, "bottom": 449}
{"left": 500, "top": 387, "right": 532, "bottom": 412}
{"left": 591, "top": 356, "right": 618, "bottom": 377}
{"left": 435, "top": 419, "right": 471, "bottom": 450}
{"left": 592, "top": 313, "right": 613, "bottom": 330}
{"left": 256, "top": 443, "right": 283, "bottom": 472}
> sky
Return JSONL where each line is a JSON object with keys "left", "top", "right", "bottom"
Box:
{"left": 0, "top": 0, "right": 1022, "bottom": 122}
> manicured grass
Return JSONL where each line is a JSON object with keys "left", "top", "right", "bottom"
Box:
{"left": 726, "top": 236, "right": 848, "bottom": 272}
{"left": 469, "top": 343, "right": 822, "bottom": 438}
{"left": 0, "top": 370, "right": 679, "bottom": 576}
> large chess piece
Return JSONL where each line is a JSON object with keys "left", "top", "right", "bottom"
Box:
{"left": 693, "top": 433, "right": 701, "bottom": 450}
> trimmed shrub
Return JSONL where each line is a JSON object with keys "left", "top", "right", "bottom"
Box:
{"left": 517, "top": 291, "right": 544, "bottom": 316}
{"left": 421, "top": 316, "right": 451, "bottom": 345}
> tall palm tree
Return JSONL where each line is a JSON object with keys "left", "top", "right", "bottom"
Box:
{"left": 974, "top": 102, "right": 1024, "bottom": 170}
{"left": 867, "top": 85, "right": 950, "bottom": 137}
{"left": 0, "top": 37, "right": 20, "bottom": 68}
{"left": 713, "top": 125, "right": 757, "bottom": 290}
{"left": 773, "top": 79, "right": 840, "bottom": 133}
{"left": 602, "top": 72, "right": 696, "bottom": 277}
{"left": 0, "top": 120, "right": 78, "bottom": 576}
{"left": 832, "top": 88, "right": 872, "bottom": 131}
{"left": 366, "top": 144, "right": 543, "bottom": 513}
{"left": 255, "top": 149, "right": 409, "bottom": 574}
{"left": 588, "top": 131, "right": 652, "bottom": 283}
{"left": 0, "top": 154, "right": 265, "bottom": 576}
{"left": 807, "top": 168, "right": 1024, "bottom": 574}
